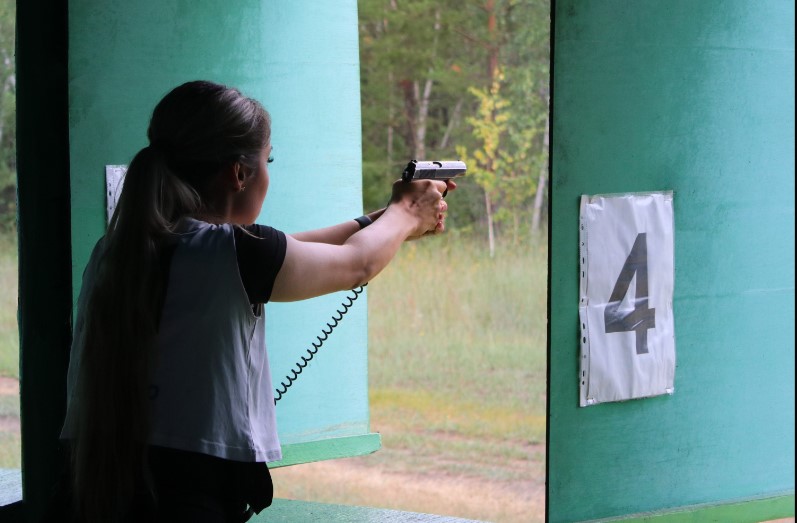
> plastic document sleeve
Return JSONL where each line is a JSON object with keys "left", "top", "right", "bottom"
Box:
{"left": 579, "top": 191, "right": 675, "bottom": 407}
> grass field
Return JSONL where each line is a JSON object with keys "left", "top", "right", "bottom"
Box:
{"left": 272, "top": 234, "right": 548, "bottom": 522}
{"left": 0, "top": 230, "right": 548, "bottom": 521}
{"left": 0, "top": 231, "right": 17, "bottom": 380}
{"left": 367, "top": 234, "right": 547, "bottom": 449}
{"left": 0, "top": 229, "right": 20, "bottom": 469}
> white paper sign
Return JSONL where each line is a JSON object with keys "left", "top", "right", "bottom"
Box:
{"left": 105, "top": 165, "right": 127, "bottom": 224}
{"left": 579, "top": 191, "right": 675, "bottom": 407}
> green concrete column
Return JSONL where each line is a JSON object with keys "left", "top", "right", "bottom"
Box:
{"left": 548, "top": 1, "right": 795, "bottom": 521}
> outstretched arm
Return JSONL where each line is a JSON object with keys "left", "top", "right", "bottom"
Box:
{"left": 270, "top": 180, "right": 449, "bottom": 302}
{"left": 289, "top": 208, "right": 386, "bottom": 245}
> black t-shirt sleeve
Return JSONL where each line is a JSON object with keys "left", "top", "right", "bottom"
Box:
{"left": 233, "top": 224, "right": 287, "bottom": 304}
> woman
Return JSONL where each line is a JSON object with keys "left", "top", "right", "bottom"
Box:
{"left": 56, "top": 80, "right": 451, "bottom": 522}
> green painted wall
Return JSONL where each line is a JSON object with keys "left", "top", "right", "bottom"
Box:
{"left": 548, "top": 1, "right": 795, "bottom": 521}
{"left": 68, "top": 0, "right": 377, "bottom": 465}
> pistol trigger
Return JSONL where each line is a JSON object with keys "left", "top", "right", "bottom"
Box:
{"left": 442, "top": 188, "right": 448, "bottom": 198}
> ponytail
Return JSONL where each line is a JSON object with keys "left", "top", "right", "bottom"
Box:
{"left": 72, "top": 146, "right": 199, "bottom": 521}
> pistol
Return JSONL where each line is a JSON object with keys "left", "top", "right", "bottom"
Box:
{"left": 402, "top": 160, "right": 466, "bottom": 182}
{"left": 402, "top": 160, "right": 466, "bottom": 197}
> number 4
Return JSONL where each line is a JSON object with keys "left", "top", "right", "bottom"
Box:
{"left": 604, "top": 233, "right": 656, "bottom": 354}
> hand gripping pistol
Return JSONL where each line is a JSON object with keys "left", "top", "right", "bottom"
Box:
{"left": 401, "top": 160, "right": 467, "bottom": 196}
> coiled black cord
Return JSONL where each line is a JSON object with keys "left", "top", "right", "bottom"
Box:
{"left": 273, "top": 284, "right": 367, "bottom": 404}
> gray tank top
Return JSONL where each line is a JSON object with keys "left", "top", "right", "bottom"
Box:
{"left": 62, "top": 218, "right": 282, "bottom": 463}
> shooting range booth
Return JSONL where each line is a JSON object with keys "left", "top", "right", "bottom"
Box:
{"left": 3, "top": 0, "right": 795, "bottom": 522}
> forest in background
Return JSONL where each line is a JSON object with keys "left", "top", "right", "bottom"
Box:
{"left": 358, "top": 0, "right": 550, "bottom": 254}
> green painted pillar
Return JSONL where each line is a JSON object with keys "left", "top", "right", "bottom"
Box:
{"left": 67, "top": 0, "right": 376, "bottom": 466}
{"left": 548, "top": 1, "right": 794, "bottom": 521}
{"left": 15, "top": 1, "right": 375, "bottom": 520}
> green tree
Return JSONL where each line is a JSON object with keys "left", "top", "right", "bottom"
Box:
{"left": 359, "top": 0, "right": 483, "bottom": 210}
{"left": 501, "top": 0, "right": 550, "bottom": 234}
{"left": 458, "top": 71, "right": 533, "bottom": 256}
{"left": 455, "top": 0, "right": 549, "bottom": 250}
{"left": 0, "top": 0, "right": 15, "bottom": 230}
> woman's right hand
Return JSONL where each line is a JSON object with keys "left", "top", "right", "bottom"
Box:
{"left": 388, "top": 179, "right": 452, "bottom": 239}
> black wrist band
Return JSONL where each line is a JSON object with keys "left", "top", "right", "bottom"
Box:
{"left": 354, "top": 215, "right": 373, "bottom": 229}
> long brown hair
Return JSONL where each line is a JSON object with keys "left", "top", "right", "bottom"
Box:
{"left": 72, "top": 81, "right": 270, "bottom": 521}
